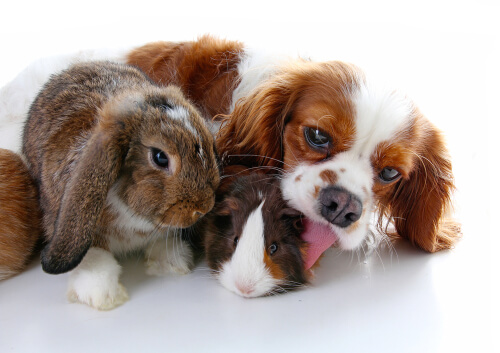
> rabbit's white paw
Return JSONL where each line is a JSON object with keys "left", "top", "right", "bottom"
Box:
{"left": 67, "top": 247, "right": 128, "bottom": 310}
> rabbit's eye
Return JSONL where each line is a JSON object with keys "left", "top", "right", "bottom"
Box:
{"left": 151, "top": 148, "right": 169, "bottom": 169}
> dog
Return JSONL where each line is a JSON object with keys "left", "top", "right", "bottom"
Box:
{"left": 127, "top": 36, "right": 461, "bottom": 257}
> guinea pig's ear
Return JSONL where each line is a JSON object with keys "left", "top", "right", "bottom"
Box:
{"left": 214, "top": 197, "right": 239, "bottom": 216}
{"left": 385, "top": 115, "right": 461, "bottom": 252}
{"left": 41, "top": 94, "right": 143, "bottom": 274}
{"left": 279, "top": 208, "right": 304, "bottom": 231}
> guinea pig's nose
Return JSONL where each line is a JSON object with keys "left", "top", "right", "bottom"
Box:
{"left": 319, "top": 186, "right": 362, "bottom": 228}
{"left": 236, "top": 281, "right": 254, "bottom": 297}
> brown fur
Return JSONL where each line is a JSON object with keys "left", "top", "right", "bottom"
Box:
{"left": 127, "top": 35, "right": 244, "bottom": 120}
{"left": 320, "top": 170, "right": 338, "bottom": 185}
{"left": 375, "top": 112, "right": 460, "bottom": 252}
{"left": 217, "top": 61, "right": 358, "bottom": 169}
{"left": 23, "top": 61, "right": 219, "bottom": 274}
{"left": 0, "top": 149, "right": 41, "bottom": 279}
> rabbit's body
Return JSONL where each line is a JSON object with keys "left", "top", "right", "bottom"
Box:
{"left": 23, "top": 61, "right": 219, "bottom": 310}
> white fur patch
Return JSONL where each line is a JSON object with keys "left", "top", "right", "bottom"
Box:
{"left": 105, "top": 183, "right": 160, "bottom": 255}
{"left": 206, "top": 119, "right": 222, "bottom": 136}
{"left": 231, "top": 48, "right": 293, "bottom": 112}
{"left": 218, "top": 201, "right": 277, "bottom": 298}
{"left": 166, "top": 105, "right": 201, "bottom": 140}
{"left": 0, "top": 47, "right": 130, "bottom": 151}
{"left": 351, "top": 80, "right": 413, "bottom": 158}
{"left": 163, "top": 104, "right": 209, "bottom": 168}
{"left": 67, "top": 247, "right": 128, "bottom": 310}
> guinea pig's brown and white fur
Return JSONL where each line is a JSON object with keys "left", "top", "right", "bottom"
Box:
{"left": 204, "top": 172, "right": 309, "bottom": 298}
{"left": 22, "top": 61, "right": 219, "bottom": 310}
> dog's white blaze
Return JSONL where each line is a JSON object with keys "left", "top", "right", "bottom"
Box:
{"left": 334, "top": 80, "right": 413, "bottom": 212}
{"left": 352, "top": 80, "right": 413, "bottom": 157}
{"left": 219, "top": 201, "right": 277, "bottom": 297}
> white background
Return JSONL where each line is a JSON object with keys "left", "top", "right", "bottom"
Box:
{"left": 0, "top": 1, "right": 498, "bottom": 352}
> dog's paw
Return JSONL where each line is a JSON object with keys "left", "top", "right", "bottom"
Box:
{"left": 67, "top": 247, "right": 128, "bottom": 310}
{"left": 145, "top": 236, "right": 194, "bottom": 276}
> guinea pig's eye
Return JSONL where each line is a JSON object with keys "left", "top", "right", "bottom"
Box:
{"left": 269, "top": 242, "right": 278, "bottom": 255}
{"left": 379, "top": 167, "right": 401, "bottom": 184}
{"left": 304, "top": 126, "right": 331, "bottom": 150}
{"left": 233, "top": 236, "right": 239, "bottom": 248}
{"left": 151, "top": 148, "right": 169, "bottom": 169}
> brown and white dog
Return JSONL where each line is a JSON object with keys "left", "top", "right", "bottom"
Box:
{"left": 0, "top": 35, "right": 460, "bottom": 280}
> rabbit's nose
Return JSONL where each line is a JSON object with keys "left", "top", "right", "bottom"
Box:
{"left": 192, "top": 211, "right": 204, "bottom": 221}
{"left": 195, "top": 195, "right": 215, "bottom": 216}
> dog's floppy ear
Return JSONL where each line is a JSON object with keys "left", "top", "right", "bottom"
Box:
{"left": 217, "top": 79, "right": 296, "bottom": 169}
{"left": 385, "top": 116, "right": 461, "bottom": 252}
{"left": 41, "top": 95, "right": 142, "bottom": 274}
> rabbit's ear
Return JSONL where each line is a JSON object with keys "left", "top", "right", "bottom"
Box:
{"left": 41, "top": 96, "right": 142, "bottom": 274}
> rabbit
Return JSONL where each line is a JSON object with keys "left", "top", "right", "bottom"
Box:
{"left": 22, "top": 61, "right": 220, "bottom": 310}
{"left": 0, "top": 148, "right": 41, "bottom": 279}
{"left": 202, "top": 167, "right": 312, "bottom": 298}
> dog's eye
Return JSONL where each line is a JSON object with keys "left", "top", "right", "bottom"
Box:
{"left": 234, "top": 236, "right": 239, "bottom": 248}
{"left": 151, "top": 148, "right": 169, "bottom": 168}
{"left": 304, "top": 127, "right": 331, "bottom": 150}
{"left": 269, "top": 242, "right": 278, "bottom": 255}
{"left": 379, "top": 167, "right": 401, "bottom": 183}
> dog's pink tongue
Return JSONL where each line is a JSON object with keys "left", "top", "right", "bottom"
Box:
{"left": 301, "top": 219, "right": 338, "bottom": 270}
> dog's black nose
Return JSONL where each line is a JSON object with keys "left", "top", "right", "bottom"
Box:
{"left": 319, "top": 186, "right": 362, "bottom": 228}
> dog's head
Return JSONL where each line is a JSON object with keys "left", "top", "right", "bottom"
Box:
{"left": 218, "top": 60, "right": 460, "bottom": 253}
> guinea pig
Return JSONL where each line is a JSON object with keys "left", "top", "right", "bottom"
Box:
{"left": 22, "top": 61, "right": 220, "bottom": 310}
{"left": 203, "top": 170, "right": 311, "bottom": 298}
{"left": 0, "top": 148, "right": 41, "bottom": 280}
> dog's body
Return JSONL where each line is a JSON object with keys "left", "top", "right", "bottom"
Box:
{"left": 0, "top": 36, "right": 460, "bottom": 282}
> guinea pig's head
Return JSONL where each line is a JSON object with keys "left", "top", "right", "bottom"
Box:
{"left": 106, "top": 85, "right": 220, "bottom": 229}
{"left": 205, "top": 173, "right": 310, "bottom": 298}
